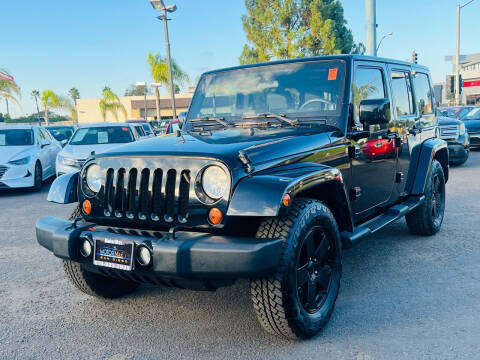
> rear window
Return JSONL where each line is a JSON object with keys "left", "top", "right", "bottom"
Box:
{"left": 47, "top": 127, "right": 74, "bottom": 142}
{"left": 70, "top": 126, "right": 134, "bottom": 145}
{"left": 0, "top": 129, "right": 34, "bottom": 146}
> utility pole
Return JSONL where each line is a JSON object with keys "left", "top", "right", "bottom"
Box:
{"left": 455, "top": 0, "right": 476, "bottom": 105}
{"left": 365, "top": 0, "right": 377, "bottom": 56}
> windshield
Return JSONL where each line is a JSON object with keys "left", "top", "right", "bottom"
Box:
{"left": 0, "top": 129, "right": 34, "bottom": 146}
{"left": 142, "top": 123, "right": 153, "bottom": 135}
{"left": 462, "top": 107, "right": 480, "bottom": 120}
{"left": 187, "top": 60, "right": 346, "bottom": 127}
{"left": 47, "top": 127, "right": 74, "bottom": 141}
{"left": 70, "top": 126, "right": 134, "bottom": 145}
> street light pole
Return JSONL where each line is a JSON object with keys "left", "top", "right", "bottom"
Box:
{"left": 376, "top": 32, "right": 393, "bottom": 53}
{"left": 455, "top": 0, "right": 475, "bottom": 106}
{"left": 365, "top": 0, "right": 377, "bottom": 56}
{"left": 159, "top": 12, "right": 177, "bottom": 119}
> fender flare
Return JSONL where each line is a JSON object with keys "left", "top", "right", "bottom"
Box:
{"left": 405, "top": 138, "right": 449, "bottom": 195}
{"left": 47, "top": 171, "right": 79, "bottom": 204}
{"left": 227, "top": 165, "right": 348, "bottom": 220}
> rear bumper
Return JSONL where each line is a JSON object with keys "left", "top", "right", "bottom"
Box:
{"left": 36, "top": 217, "right": 283, "bottom": 280}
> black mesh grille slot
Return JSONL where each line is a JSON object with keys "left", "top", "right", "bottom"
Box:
{"left": 127, "top": 169, "right": 138, "bottom": 212}
{"left": 152, "top": 169, "right": 164, "bottom": 215}
{"left": 115, "top": 168, "right": 126, "bottom": 212}
{"left": 178, "top": 170, "right": 190, "bottom": 218}
{"left": 104, "top": 168, "right": 115, "bottom": 212}
{"left": 165, "top": 169, "right": 176, "bottom": 218}
{"left": 139, "top": 169, "right": 150, "bottom": 213}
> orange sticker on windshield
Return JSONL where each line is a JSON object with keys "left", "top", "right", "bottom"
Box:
{"left": 328, "top": 68, "right": 338, "bottom": 80}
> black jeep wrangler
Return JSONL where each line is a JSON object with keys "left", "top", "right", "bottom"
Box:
{"left": 37, "top": 55, "right": 448, "bottom": 340}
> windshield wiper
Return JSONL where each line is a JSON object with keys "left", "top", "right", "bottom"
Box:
{"left": 189, "top": 116, "right": 232, "bottom": 128}
{"left": 242, "top": 113, "right": 299, "bottom": 127}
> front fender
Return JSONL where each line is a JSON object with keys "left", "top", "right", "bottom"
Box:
{"left": 227, "top": 164, "right": 342, "bottom": 217}
{"left": 406, "top": 138, "right": 448, "bottom": 195}
{"left": 47, "top": 172, "right": 79, "bottom": 204}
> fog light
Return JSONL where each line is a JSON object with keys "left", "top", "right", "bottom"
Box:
{"left": 80, "top": 239, "right": 92, "bottom": 257}
{"left": 208, "top": 208, "right": 223, "bottom": 225}
{"left": 82, "top": 200, "right": 92, "bottom": 215}
{"left": 137, "top": 245, "right": 152, "bottom": 266}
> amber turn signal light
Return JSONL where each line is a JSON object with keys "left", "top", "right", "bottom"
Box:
{"left": 82, "top": 200, "right": 92, "bottom": 215}
{"left": 209, "top": 208, "right": 223, "bottom": 225}
{"left": 282, "top": 193, "right": 291, "bottom": 207}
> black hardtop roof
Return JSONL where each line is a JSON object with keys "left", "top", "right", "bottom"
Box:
{"left": 202, "top": 54, "right": 429, "bottom": 76}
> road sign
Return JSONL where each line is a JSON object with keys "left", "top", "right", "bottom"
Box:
{"left": 463, "top": 80, "right": 480, "bottom": 88}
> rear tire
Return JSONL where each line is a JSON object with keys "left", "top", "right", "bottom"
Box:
{"left": 250, "top": 198, "right": 342, "bottom": 340}
{"left": 62, "top": 260, "right": 139, "bottom": 299}
{"left": 406, "top": 160, "right": 446, "bottom": 235}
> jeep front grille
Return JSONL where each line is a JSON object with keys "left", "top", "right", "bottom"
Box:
{"left": 103, "top": 167, "right": 191, "bottom": 223}
{"left": 439, "top": 125, "right": 459, "bottom": 140}
{"left": 0, "top": 166, "right": 7, "bottom": 179}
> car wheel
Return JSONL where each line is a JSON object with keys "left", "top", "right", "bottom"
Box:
{"left": 250, "top": 198, "right": 342, "bottom": 340}
{"left": 62, "top": 260, "right": 139, "bottom": 299}
{"left": 406, "top": 160, "right": 446, "bottom": 235}
{"left": 32, "top": 162, "right": 43, "bottom": 191}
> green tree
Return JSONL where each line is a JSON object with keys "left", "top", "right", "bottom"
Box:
{"left": 0, "top": 68, "right": 22, "bottom": 116}
{"left": 147, "top": 53, "right": 189, "bottom": 120}
{"left": 68, "top": 87, "right": 80, "bottom": 124}
{"left": 41, "top": 90, "right": 73, "bottom": 125}
{"left": 98, "top": 86, "right": 127, "bottom": 122}
{"left": 239, "top": 0, "right": 364, "bottom": 64}
{"left": 124, "top": 84, "right": 151, "bottom": 96}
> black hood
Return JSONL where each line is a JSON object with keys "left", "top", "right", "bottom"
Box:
{"left": 437, "top": 116, "right": 461, "bottom": 126}
{"left": 94, "top": 127, "right": 334, "bottom": 170}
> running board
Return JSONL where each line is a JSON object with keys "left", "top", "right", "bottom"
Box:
{"left": 340, "top": 195, "right": 425, "bottom": 249}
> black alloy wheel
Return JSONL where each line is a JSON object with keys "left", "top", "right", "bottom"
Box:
{"left": 296, "top": 226, "right": 336, "bottom": 314}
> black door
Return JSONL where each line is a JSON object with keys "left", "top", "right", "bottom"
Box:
{"left": 348, "top": 63, "right": 397, "bottom": 219}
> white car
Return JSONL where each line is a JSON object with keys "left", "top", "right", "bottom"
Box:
{"left": 56, "top": 123, "right": 142, "bottom": 176}
{"left": 0, "top": 125, "right": 61, "bottom": 190}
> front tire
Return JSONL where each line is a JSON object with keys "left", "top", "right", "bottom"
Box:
{"left": 406, "top": 160, "right": 446, "bottom": 235}
{"left": 250, "top": 198, "right": 342, "bottom": 340}
{"left": 32, "top": 162, "right": 43, "bottom": 191}
{"left": 62, "top": 260, "right": 139, "bottom": 299}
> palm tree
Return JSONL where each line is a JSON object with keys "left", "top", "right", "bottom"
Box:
{"left": 41, "top": 90, "right": 72, "bottom": 125}
{"left": 98, "top": 86, "right": 127, "bottom": 122}
{"left": 147, "top": 53, "right": 189, "bottom": 120}
{"left": 0, "top": 68, "right": 21, "bottom": 116}
{"left": 68, "top": 87, "right": 80, "bottom": 125}
{"left": 31, "top": 90, "right": 41, "bottom": 125}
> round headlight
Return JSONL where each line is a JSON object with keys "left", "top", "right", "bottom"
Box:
{"left": 202, "top": 165, "right": 228, "bottom": 199}
{"left": 85, "top": 164, "right": 102, "bottom": 193}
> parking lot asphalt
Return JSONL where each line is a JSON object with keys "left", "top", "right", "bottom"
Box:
{"left": 1, "top": 152, "right": 480, "bottom": 360}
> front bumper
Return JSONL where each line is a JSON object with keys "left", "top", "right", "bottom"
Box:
{"left": 36, "top": 217, "right": 283, "bottom": 281}
{"left": 469, "top": 132, "right": 480, "bottom": 147}
{"left": 446, "top": 133, "right": 470, "bottom": 163}
{"left": 0, "top": 163, "right": 35, "bottom": 188}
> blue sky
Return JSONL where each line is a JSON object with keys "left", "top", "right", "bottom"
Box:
{"left": 2, "top": 0, "right": 479, "bottom": 117}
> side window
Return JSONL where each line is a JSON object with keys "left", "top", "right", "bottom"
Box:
{"left": 391, "top": 71, "right": 414, "bottom": 116}
{"left": 353, "top": 67, "right": 386, "bottom": 121}
{"left": 413, "top": 72, "right": 433, "bottom": 115}
{"left": 134, "top": 126, "right": 145, "bottom": 137}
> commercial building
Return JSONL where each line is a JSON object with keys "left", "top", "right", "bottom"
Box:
{"left": 439, "top": 53, "right": 480, "bottom": 105}
{"left": 76, "top": 92, "right": 193, "bottom": 124}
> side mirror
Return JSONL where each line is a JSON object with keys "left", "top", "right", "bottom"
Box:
{"left": 359, "top": 98, "right": 391, "bottom": 126}
{"left": 61, "top": 139, "right": 68, "bottom": 147}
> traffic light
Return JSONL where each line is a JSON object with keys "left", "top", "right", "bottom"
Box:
{"left": 412, "top": 51, "right": 418, "bottom": 64}
{"left": 459, "top": 74, "right": 463, "bottom": 94}
{"left": 446, "top": 75, "right": 454, "bottom": 95}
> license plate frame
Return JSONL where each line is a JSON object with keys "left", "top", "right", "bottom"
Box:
{"left": 93, "top": 238, "right": 134, "bottom": 271}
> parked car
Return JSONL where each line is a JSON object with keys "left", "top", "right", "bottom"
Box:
{"left": 460, "top": 106, "right": 480, "bottom": 148}
{"left": 0, "top": 125, "right": 61, "bottom": 190}
{"left": 436, "top": 116, "right": 470, "bottom": 165}
{"left": 45, "top": 125, "right": 76, "bottom": 145}
{"left": 438, "top": 106, "right": 474, "bottom": 119}
{"left": 153, "top": 119, "right": 170, "bottom": 135}
{"left": 37, "top": 55, "right": 448, "bottom": 340}
{"left": 55, "top": 123, "right": 140, "bottom": 176}
{"left": 164, "top": 119, "right": 180, "bottom": 135}
{"left": 126, "top": 119, "right": 155, "bottom": 138}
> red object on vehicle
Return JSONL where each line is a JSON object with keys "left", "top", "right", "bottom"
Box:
{"left": 362, "top": 138, "right": 396, "bottom": 159}
{"left": 165, "top": 119, "right": 179, "bottom": 135}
